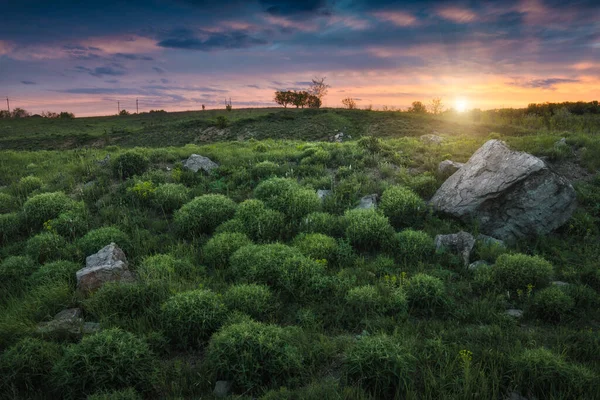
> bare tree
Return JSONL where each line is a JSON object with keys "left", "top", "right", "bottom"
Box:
{"left": 429, "top": 97, "right": 444, "bottom": 115}
{"left": 308, "top": 77, "right": 330, "bottom": 102}
{"left": 341, "top": 97, "right": 357, "bottom": 109}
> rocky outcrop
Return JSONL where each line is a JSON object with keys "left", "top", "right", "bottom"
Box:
{"left": 438, "top": 160, "right": 464, "bottom": 176}
{"left": 183, "top": 154, "right": 219, "bottom": 173}
{"left": 356, "top": 194, "right": 377, "bottom": 209}
{"left": 430, "top": 140, "right": 577, "bottom": 241}
{"left": 434, "top": 231, "right": 475, "bottom": 266}
{"left": 76, "top": 243, "right": 135, "bottom": 293}
{"left": 37, "top": 308, "right": 100, "bottom": 337}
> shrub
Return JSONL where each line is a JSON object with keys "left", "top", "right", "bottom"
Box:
{"left": 223, "top": 284, "right": 273, "bottom": 319}
{"left": 84, "top": 281, "right": 171, "bottom": 324}
{"left": 0, "top": 212, "right": 21, "bottom": 243}
{"left": 22, "top": 192, "right": 75, "bottom": 228}
{"left": 394, "top": 229, "right": 434, "bottom": 263}
{"left": 202, "top": 232, "right": 252, "bottom": 269}
{"left": 405, "top": 273, "right": 446, "bottom": 313}
{"left": 293, "top": 233, "right": 338, "bottom": 262}
{"left": 254, "top": 178, "right": 321, "bottom": 220}
{"left": 48, "top": 202, "right": 90, "bottom": 239}
{"left": 87, "top": 388, "right": 142, "bottom": 400}
{"left": 529, "top": 286, "right": 574, "bottom": 323}
{"left": 214, "top": 218, "right": 246, "bottom": 235}
{"left": 137, "top": 254, "right": 199, "bottom": 282}
{"left": 0, "top": 193, "right": 16, "bottom": 213}
{"left": 299, "top": 212, "right": 342, "bottom": 237}
{"left": 493, "top": 253, "right": 553, "bottom": 292}
{"left": 151, "top": 183, "right": 190, "bottom": 212}
{"left": 343, "top": 209, "right": 395, "bottom": 251}
{"left": 511, "top": 348, "right": 597, "bottom": 398}
{"left": 77, "top": 227, "right": 131, "bottom": 256}
{"left": 174, "top": 194, "right": 237, "bottom": 237}
{"left": 0, "top": 337, "right": 62, "bottom": 396}
{"left": 160, "top": 289, "right": 228, "bottom": 348}
{"left": 51, "top": 328, "right": 157, "bottom": 398}
{"left": 25, "top": 232, "right": 70, "bottom": 263}
{"left": 235, "top": 199, "right": 285, "bottom": 242}
{"left": 252, "top": 161, "right": 280, "bottom": 179}
{"left": 205, "top": 320, "right": 305, "bottom": 393}
{"left": 126, "top": 180, "right": 156, "bottom": 204}
{"left": 112, "top": 151, "right": 149, "bottom": 179}
{"left": 379, "top": 186, "right": 426, "bottom": 229}
{"left": 344, "top": 334, "right": 416, "bottom": 397}
{"left": 29, "top": 260, "right": 80, "bottom": 288}
{"left": 0, "top": 256, "right": 38, "bottom": 290}
{"left": 15, "top": 175, "right": 43, "bottom": 197}
{"left": 345, "top": 285, "right": 384, "bottom": 314}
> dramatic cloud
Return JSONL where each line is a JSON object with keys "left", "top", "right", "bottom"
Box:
{"left": 509, "top": 78, "right": 581, "bottom": 89}
{"left": 157, "top": 30, "right": 268, "bottom": 51}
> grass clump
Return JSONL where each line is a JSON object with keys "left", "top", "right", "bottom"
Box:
{"left": 151, "top": 183, "right": 190, "bottom": 212}
{"left": 25, "top": 232, "right": 70, "bottom": 263}
{"left": 160, "top": 289, "right": 228, "bottom": 349}
{"left": 493, "top": 253, "right": 553, "bottom": 293}
{"left": 298, "top": 211, "right": 342, "bottom": 237}
{"left": 0, "top": 256, "right": 38, "bottom": 292}
{"left": 29, "top": 260, "right": 80, "bottom": 287}
{"left": 137, "top": 254, "right": 199, "bottom": 282}
{"left": 223, "top": 284, "right": 273, "bottom": 320}
{"left": 343, "top": 209, "right": 395, "bottom": 251}
{"left": 254, "top": 177, "right": 321, "bottom": 221}
{"left": 174, "top": 194, "right": 237, "bottom": 237}
{"left": 86, "top": 388, "right": 142, "bottom": 400}
{"left": 0, "top": 193, "right": 17, "bottom": 213}
{"left": 293, "top": 233, "right": 338, "bottom": 262}
{"left": 77, "top": 226, "right": 131, "bottom": 256}
{"left": 394, "top": 229, "right": 434, "bottom": 264}
{"left": 205, "top": 320, "right": 305, "bottom": 394}
{"left": 112, "top": 151, "right": 149, "bottom": 179}
{"left": 51, "top": 328, "right": 157, "bottom": 398}
{"left": 22, "top": 191, "right": 75, "bottom": 228}
{"left": 344, "top": 334, "right": 416, "bottom": 397}
{"left": 529, "top": 286, "right": 574, "bottom": 323}
{"left": 0, "top": 212, "right": 21, "bottom": 243}
{"left": 234, "top": 199, "right": 285, "bottom": 242}
{"left": 379, "top": 185, "right": 426, "bottom": 229}
{"left": 14, "top": 175, "right": 43, "bottom": 198}
{"left": 405, "top": 273, "right": 446, "bottom": 314}
{"left": 202, "top": 232, "right": 252, "bottom": 269}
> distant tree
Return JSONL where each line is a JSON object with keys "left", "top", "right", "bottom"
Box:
{"left": 11, "top": 108, "right": 30, "bottom": 118}
{"left": 291, "top": 91, "right": 309, "bottom": 108}
{"left": 119, "top": 109, "right": 130, "bottom": 116}
{"left": 59, "top": 111, "right": 75, "bottom": 119}
{"left": 149, "top": 109, "right": 166, "bottom": 114}
{"left": 307, "top": 95, "right": 321, "bottom": 109}
{"left": 342, "top": 97, "right": 357, "bottom": 110}
{"left": 202, "top": 104, "right": 205, "bottom": 110}
{"left": 0, "top": 110, "right": 10, "bottom": 119}
{"left": 429, "top": 97, "right": 444, "bottom": 115}
{"left": 274, "top": 91, "right": 293, "bottom": 108}
{"left": 308, "top": 77, "right": 330, "bottom": 102}
{"left": 225, "top": 98, "right": 232, "bottom": 112}
{"left": 408, "top": 101, "right": 427, "bottom": 114}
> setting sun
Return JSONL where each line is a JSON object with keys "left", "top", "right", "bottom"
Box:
{"left": 455, "top": 98, "right": 468, "bottom": 113}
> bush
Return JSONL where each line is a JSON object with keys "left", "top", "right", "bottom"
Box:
{"left": 51, "top": 328, "right": 157, "bottom": 398}
{"left": 252, "top": 161, "right": 280, "bottom": 179}
{"left": 343, "top": 209, "right": 395, "bottom": 251}
{"left": 112, "top": 151, "right": 149, "bottom": 179}
{"left": 202, "top": 232, "right": 252, "bottom": 269}
{"left": 223, "top": 284, "right": 273, "bottom": 319}
{"left": 298, "top": 212, "right": 342, "bottom": 237}
{"left": 205, "top": 320, "right": 305, "bottom": 393}
{"left": 344, "top": 334, "right": 416, "bottom": 397}
{"left": 511, "top": 348, "right": 597, "bottom": 398}
{"left": 29, "top": 260, "right": 80, "bottom": 288}
{"left": 345, "top": 285, "right": 407, "bottom": 316}
{"left": 235, "top": 199, "right": 285, "bottom": 242}
{"left": 174, "top": 194, "right": 237, "bottom": 237}
{"left": 25, "top": 232, "right": 70, "bottom": 263}
{"left": 0, "top": 337, "right": 62, "bottom": 396}
{"left": 15, "top": 175, "right": 43, "bottom": 197}
{"left": 77, "top": 227, "right": 131, "bottom": 256}
{"left": 151, "top": 183, "right": 190, "bottom": 212}
{"left": 160, "top": 289, "right": 228, "bottom": 348}
{"left": 0, "top": 193, "right": 16, "bottom": 213}
{"left": 48, "top": 202, "right": 90, "bottom": 239}
{"left": 293, "top": 233, "right": 338, "bottom": 262}
{"left": 254, "top": 178, "right": 321, "bottom": 220}
{"left": 394, "top": 229, "right": 434, "bottom": 263}
{"left": 22, "top": 192, "right": 75, "bottom": 228}
{"left": 0, "top": 212, "right": 21, "bottom": 243}
{"left": 405, "top": 273, "right": 446, "bottom": 313}
{"left": 137, "top": 254, "right": 199, "bottom": 282}
{"left": 493, "top": 253, "right": 553, "bottom": 292}
{"left": 529, "top": 286, "right": 574, "bottom": 323}
{"left": 0, "top": 256, "right": 38, "bottom": 290}
{"left": 87, "top": 388, "right": 142, "bottom": 400}
{"left": 379, "top": 186, "right": 426, "bottom": 229}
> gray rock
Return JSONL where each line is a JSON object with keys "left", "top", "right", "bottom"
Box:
{"left": 508, "top": 392, "right": 529, "bottom": 400}
{"left": 183, "top": 154, "right": 219, "bottom": 173}
{"left": 332, "top": 132, "right": 345, "bottom": 143}
{"left": 476, "top": 234, "right": 506, "bottom": 249}
{"left": 438, "top": 160, "right": 464, "bottom": 176}
{"left": 356, "top": 194, "right": 377, "bottom": 209}
{"left": 37, "top": 308, "right": 100, "bottom": 337}
{"left": 555, "top": 137, "right": 567, "bottom": 148}
{"left": 83, "top": 181, "right": 96, "bottom": 189}
{"left": 317, "top": 189, "right": 332, "bottom": 201}
{"left": 551, "top": 281, "right": 569, "bottom": 287}
{"left": 430, "top": 140, "right": 577, "bottom": 242}
{"left": 435, "top": 231, "right": 475, "bottom": 267}
{"left": 505, "top": 309, "right": 523, "bottom": 318}
{"left": 83, "top": 322, "right": 102, "bottom": 334}
{"left": 76, "top": 243, "right": 135, "bottom": 293}
{"left": 468, "top": 260, "right": 490, "bottom": 271}
{"left": 420, "top": 134, "right": 443, "bottom": 145}
{"left": 96, "top": 154, "right": 110, "bottom": 166}
{"left": 213, "top": 380, "right": 232, "bottom": 398}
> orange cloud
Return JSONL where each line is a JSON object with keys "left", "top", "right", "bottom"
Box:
{"left": 82, "top": 35, "right": 160, "bottom": 54}
{"left": 437, "top": 7, "right": 477, "bottom": 23}
{"left": 371, "top": 11, "right": 417, "bottom": 26}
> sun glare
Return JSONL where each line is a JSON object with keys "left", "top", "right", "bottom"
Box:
{"left": 455, "top": 98, "right": 468, "bottom": 113}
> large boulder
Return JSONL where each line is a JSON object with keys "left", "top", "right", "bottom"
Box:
{"left": 430, "top": 140, "right": 577, "bottom": 241}
{"left": 183, "top": 154, "right": 219, "bottom": 173}
{"left": 76, "top": 243, "right": 135, "bottom": 293}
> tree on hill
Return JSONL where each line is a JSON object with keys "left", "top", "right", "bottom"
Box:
{"left": 307, "top": 95, "right": 321, "bottom": 108}
{"left": 429, "top": 97, "right": 444, "bottom": 115}
{"left": 342, "top": 97, "right": 357, "bottom": 109}
{"left": 292, "top": 91, "right": 309, "bottom": 108}
{"left": 119, "top": 109, "right": 130, "bottom": 116}
{"left": 308, "top": 77, "right": 330, "bottom": 102}
{"left": 274, "top": 91, "right": 294, "bottom": 108}
{"left": 408, "top": 101, "right": 427, "bottom": 114}
{"left": 11, "top": 108, "right": 30, "bottom": 118}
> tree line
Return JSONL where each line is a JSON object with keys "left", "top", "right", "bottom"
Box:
{"left": 0, "top": 109, "right": 74, "bottom": 119}
{"left": 273, "top": 77, "right": 329, "bottom": 108}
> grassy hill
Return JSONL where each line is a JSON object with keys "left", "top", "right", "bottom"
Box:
{"left": 0, "top": 108, "right": 599, "bottom": 399}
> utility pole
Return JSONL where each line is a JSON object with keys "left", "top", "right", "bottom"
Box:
{"left": 117, "top": 101, "right": 120, "bottom": 114}
{"left": 136, "top": 98, "right": 139, "bottom": 114}
{"left": 6, "top": 97, "right": 10, "bottom": 113}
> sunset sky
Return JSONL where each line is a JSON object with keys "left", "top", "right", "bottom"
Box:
{"left": 1, "top": 0, "right": 599, "bottom": 116}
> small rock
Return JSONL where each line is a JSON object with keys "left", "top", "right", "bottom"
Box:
{"left": 476, "top": 234, "right": 506, "bottom": 249}
{"left": 551, "top": 281, "right": 569, "bottom": 287}
{"left": 76, "top": 243, "right": 135, "bottom": 293}
{"left": 182, "top": 154, "right": 219, "bottom": 173}
{"left": 554, "top": 137, "right": 567, "bottom": 148}
{"left": 438, "top": 160, "right": 464, "bottom": 176}
{"left": 356, "top": 194, "right": 377, "bottom": 209}
{"left": 420, "top": 134, "right": 443, "bottom": 145}
{"left": 317, "top": 189, "right": 332, "bottom": 201}
{"left": 96, "top": 154, "right": 110, "bottom": 166}
{"left": 505, "top": 309, "right": 523, "bottom": 318}
{"left": 37, "top": 308, "right": 100, "bottom": 337}
{"left": 213, "top": 380, "right": 232, "bottom": 398}
{"left": 331, "top": 132, "right": 345, "bottom": 143}
{"left": 468, "top": 260, "right": 490, "bottom": 271}
{"left": 434, "top": 231, "right": 475, "bottom": 267}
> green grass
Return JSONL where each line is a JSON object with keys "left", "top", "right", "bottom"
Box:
{"left": 0, "top": 108, "right": 599, "bottom": 399}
